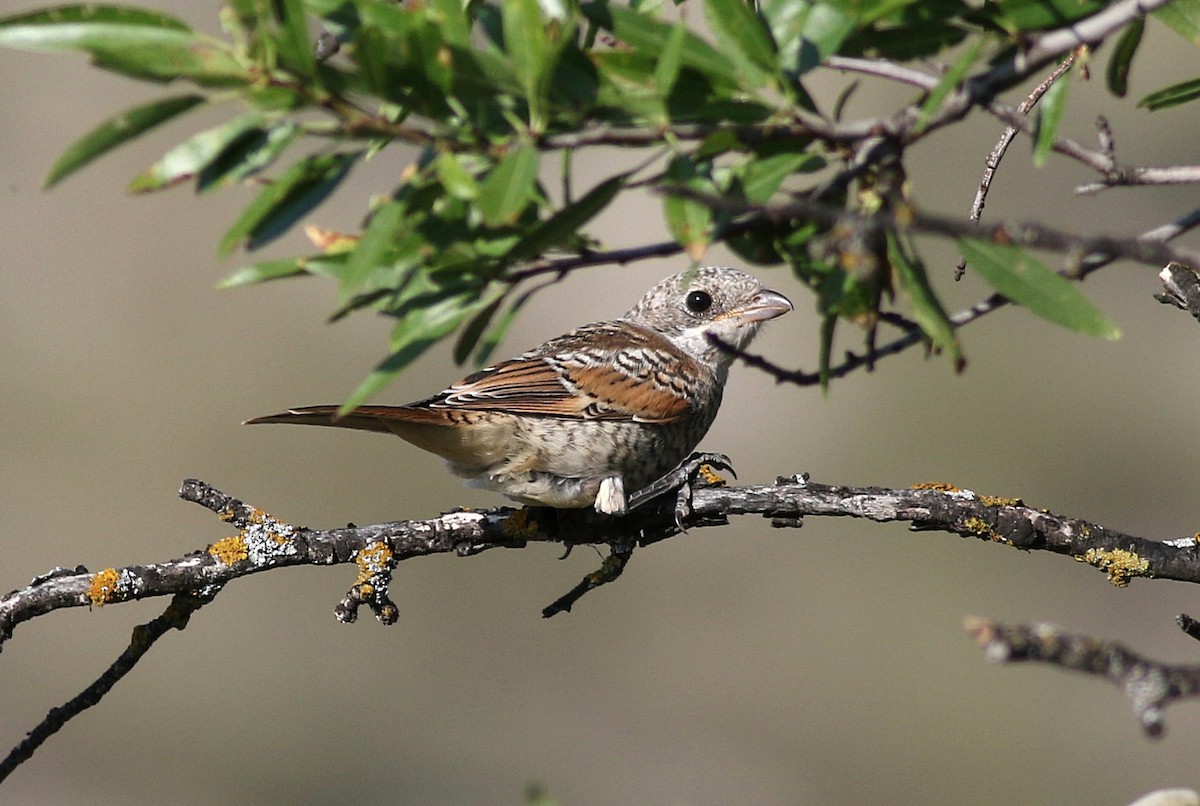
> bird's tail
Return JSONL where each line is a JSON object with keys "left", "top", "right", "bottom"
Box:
{"left": 244, "top": 405, "right": 420, "bottom": 434}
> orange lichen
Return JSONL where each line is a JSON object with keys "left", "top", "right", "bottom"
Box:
{"left": 980, "top": 495, "right": 1022, "bottom": 507}
{"left": 911, "top": 481, "right": 961, "bottom": 492}
{"left": 209, "top": 536, "right": 249, "bottom": 565}
{"left": 697, "top": 463, "right": 728, "bottom": 486}
{"left": 356, "top": 542, "right": 393, "bottom": 584}
{"left": 89, "top": 568, "right": 121, "bottom": 606}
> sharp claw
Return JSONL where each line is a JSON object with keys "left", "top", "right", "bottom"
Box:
{"left": 626, "top": 451, "right": 736, "bottom": 515}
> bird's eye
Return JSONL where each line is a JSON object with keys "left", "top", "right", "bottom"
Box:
{"left": 685, "top": 289, "right": 713, "bottom": 313}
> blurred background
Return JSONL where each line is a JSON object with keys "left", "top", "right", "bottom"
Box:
{"left": 3, "top": 4, "right": 1200, "bottom": 804}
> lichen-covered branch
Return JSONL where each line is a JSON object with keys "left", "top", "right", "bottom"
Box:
{"left": 4, "top": 475, "right": 1199, "bottom": 650}
{"left": 966, "top": 616, "right": 1200, "bottom": 737}
{"left": 4, "top": 473, "right": 1200, "bottom": 776}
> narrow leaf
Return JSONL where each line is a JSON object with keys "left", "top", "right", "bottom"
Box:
{"left": 1106, "top": 18, "right": 1144, "bottom": 98}
{"left": 453, "top": 292, "right": 507, "bottom": 365}
{"left": 340, "top": 290, "right": 481, "bottom": 413}
{"left": 478, "top": 145, "right": 539, "bottom": 227}
{"left": 130, "top": 113, "right": 265, "bottom": 193}
{"left": 219, "top": 252, "right": 349, "bottom": 287}
{"left": 272, "top": 0, "right": 316, "bottom": 78}
{"left": 0, "top": 5, "right": 190, "bottom": 31}
{"left": 1139, "top": 77, "right": 1200, "bottom": 111}
{"left": 916, "top": 36, "right": 985, "bottom": 132}
{"left": 0, "top": 22, "right": 248, "bottom": 85}
{"left": 956, "top": 239, "right": 1120, "bottom": 339}
{"left": 703, "top": 0, "right": 778, "bottom": 88}
{"left": 1032, "top": 68, "right": 1069, "bottom": 167}
{"left": 44, "top": 94, "right": 204, "bottom": 188}
{"left": 739, "top": 153, "right": 816, "bottom": 204}
{"left": 887, "top": 234, "right": 960, "bottom": 361}
{"left": 653, "top": 21, "right": 687, "bottom": 99}
{"left": 508, "top": 172, "right": 628, "bottom": 261}
{"left": 337, "top": 199, "right": 407, "bottom": 301}
{"left": 219, "top": 151, "right": 360, "bottom": 255}
{"left": 583, "top": 4, "right": 740, "bottom": 88}
{"left": 197, "top": 121, "right": 300, "bottom": 192}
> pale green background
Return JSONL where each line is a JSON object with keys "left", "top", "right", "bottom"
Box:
{"left": 3, "top": 4, "right": 1200, "bottom": 804}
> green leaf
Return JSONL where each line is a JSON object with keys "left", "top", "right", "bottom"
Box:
{"left": 272, "top": 0, "right": 316, "bottom": 79}
{"left": 794, "top": 3, "right": 856, "bottom": 74}
{"left": 340, "top": 284, "right": 484, "bottom": 413}
{"left": 0, "top": 5, "right": 190, "bottom": 31}
{"left": 739, "top": 152, "right": 819, "bottom": 204}
{"left": 508, "top": 172, "right": 629, "bottom": 261}
{"left": 956, "top": 238, "right": 1120, "bottom": 339}
{"left": 1105, "top": 17, "right": 1144, "bottom": 98}
{"left": 652, "top": 21, "right": 687, "bottom": 100}
{"left": 478, "top": 145, "right": 539, "bottom": 227}
{"left": 887, "top": 234, "right": 960, "bottom": 361}
{"left": 219, "top": 151, "right": 360, "bottom": 255}
{"left": 1139, "top": 77, "right": 1200, "bottom": 111}
{"left": 1032, "top": 67, "right": 1069, "bottom": 167}
{"left": 198, "top": 121, "right": 301, "bottom": 191}
{"left": 1153, "top": 0, "right": 1200, "bottom": 44}
{"left": 583, "top": 3, "right": 740, "bottom": 89}
{"left": 663, "top": 157, "right": 714, "bottom": 259}
{"left": 219, "top": 252, "right": 349, "bottom": 287}
{"left": 503, "top": 0, "right": 556, "bottom": 122}
{"left": 0, "top": 13, "right": 249, "bottom": 85}
{"left": 703, "top": 0, "right": 778, "bottom": 88}
{"left": 44, "top": 93, "right": 204, "bottom": 188}
{"left": 129, "top": 113, "right": 265, "bottom": 193}
{"left": 984, "top": 0, "right": 1107, "bottom": 33}
{"left": 337, "top": 199, "right": 407, "bottom": 302}
{"left": 453, "top": 291, "right": 507, "bottom": 365}
{"left": 916, "top": 36, "right": 984, "bottom": 132}
{"left": 436, "top": 152, "right": 480, "bottom": 201}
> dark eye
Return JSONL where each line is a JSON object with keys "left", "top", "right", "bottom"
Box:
{"left": 685, "top": 289, "right": 713, "bottom": 313}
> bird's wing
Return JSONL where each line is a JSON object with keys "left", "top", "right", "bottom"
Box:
{"left": 423, "top": 321, "right": 708, "bottom": 424}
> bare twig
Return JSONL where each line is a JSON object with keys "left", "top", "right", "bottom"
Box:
{"left": 966, "top": 616, "right": 1200, "bottom": 737}
{"left": 968, "top": 55, "right": 1076, "bottom": 226}
{"left": 0, "top": 590, "right": 215, "bottom": 784}
{"left": 679, "top": 189, "right": 1200, "bottom": 271}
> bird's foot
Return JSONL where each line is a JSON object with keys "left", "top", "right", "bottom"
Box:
{"left": 626, "top": 452, "right": 735, "bottom": 525}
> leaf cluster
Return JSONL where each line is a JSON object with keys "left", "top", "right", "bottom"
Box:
{"left": 1, "top": 0, "right": 1194, "bottom": 400}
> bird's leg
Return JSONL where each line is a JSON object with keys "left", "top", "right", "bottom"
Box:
{"left": 626, "top": 452, "right": 735, "bottom": 523}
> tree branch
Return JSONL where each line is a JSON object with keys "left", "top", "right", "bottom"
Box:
{"left": 6, "top": 473, "right": 1200, "bottom": 774}
{"left": 5, "top": 475, "right": 1200, "bottom": 645}
{"left": 966, "top": 615, "right": 1200, "bottom": 737}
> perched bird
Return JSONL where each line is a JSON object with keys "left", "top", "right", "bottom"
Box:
{"left": 247, "top": 266, "right": 792, "bottom": 514}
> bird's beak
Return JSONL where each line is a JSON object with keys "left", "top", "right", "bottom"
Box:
{"left": 736, "top": 288, "right": 793, "bottom": 323}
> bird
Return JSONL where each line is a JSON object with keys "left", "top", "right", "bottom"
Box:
{"left": 246, "top": 266, "right": 792, "bottom": 515}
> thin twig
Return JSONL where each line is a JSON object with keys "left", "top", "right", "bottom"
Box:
{"left": 966, "top": 616, "right": 1200, "bottom": 737}
{"left": 0, "top": 591, "right": 215, "bottom": 783}
{"left": 709, "top": 205, "right": 1200, "bottom": 387}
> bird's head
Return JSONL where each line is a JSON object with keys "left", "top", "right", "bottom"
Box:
{"left": 622, "top": 266, "right": 793, "bottom": 370}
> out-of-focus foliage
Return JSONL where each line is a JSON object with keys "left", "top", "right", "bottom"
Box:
{"left": 1, "top": 0, "right": 1193, "bottom": 401}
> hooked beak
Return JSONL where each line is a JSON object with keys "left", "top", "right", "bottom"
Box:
{"left": 736, "top": 288, "right": 793, "bottom": 323}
